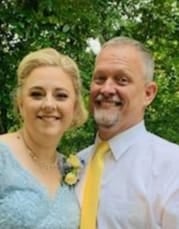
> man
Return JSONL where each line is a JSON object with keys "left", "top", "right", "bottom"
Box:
{"left": 76, "top": 36, "right": 179, "bottom": 228}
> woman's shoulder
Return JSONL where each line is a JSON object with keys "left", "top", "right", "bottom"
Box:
{"left": 0, "top": 133, "right": 11, "bottom": 151}
{"left": 0, "top": 132, "right": 20, "bottom": 164}
{"left": 0, "top": 134, "right": 13, "bottom": 176}
{"left": 0, "top": 132, "right": 18, "bottom": 143}
{"left": 0, "top": 132, "right": 20, "bottom": 150}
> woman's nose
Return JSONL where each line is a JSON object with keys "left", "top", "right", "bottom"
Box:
{"left": 41, "top": 95, "right": 56, "bottom": 111}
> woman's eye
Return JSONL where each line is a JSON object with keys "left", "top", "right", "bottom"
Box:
{"left": 55, "top": 93, "right": 68, "bottom": 100}
{"left": 30, "top": 91, "right": 43, "bottom": 99}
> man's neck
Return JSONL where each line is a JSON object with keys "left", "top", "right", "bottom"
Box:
{"left": 98, "top": 121, "right": 144, "bottom": 141}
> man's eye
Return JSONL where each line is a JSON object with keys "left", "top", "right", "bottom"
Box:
{"left": 117, "top": 77, "right": 129, "bottom": 85}
{"left": 93, "top": 76, "right": 105, "bottom": 84}
{"left": 55, "top": 93, "right": 68, "bottom": 100}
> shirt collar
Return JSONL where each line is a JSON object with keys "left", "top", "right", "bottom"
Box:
{"left": 96, "top": 121, "right": 147, "bottom": 160}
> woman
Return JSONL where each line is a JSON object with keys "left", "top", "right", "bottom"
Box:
{"left": 0, "top": 48, "right": 87, "bottom": 228}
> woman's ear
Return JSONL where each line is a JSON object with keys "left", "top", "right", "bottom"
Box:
{"left": 69, "top": 100, "right": 78, "bottom": 128}
{"left": 17, "top": 96, "right": 24, "bottom": 119}
{"left": 144, "top": 81, "right": 158, "bottom": 106}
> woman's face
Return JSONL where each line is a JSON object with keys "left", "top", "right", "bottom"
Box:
{"left": 18, "top": 66, "right": 76, "bottom": 139}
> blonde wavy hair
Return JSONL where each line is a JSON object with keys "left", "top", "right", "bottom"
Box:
{"left": 15, "top": 48, "right": 88, "bottom": 128}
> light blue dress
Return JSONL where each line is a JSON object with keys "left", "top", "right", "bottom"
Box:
{"left": 0, "top": 142, "right": 80, "bottom": 229}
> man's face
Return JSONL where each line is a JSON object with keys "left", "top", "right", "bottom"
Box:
{"left": 90, "top": 45, "right": 157, "bottom": 139}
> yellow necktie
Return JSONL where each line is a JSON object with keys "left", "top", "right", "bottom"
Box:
{"left": 80, "top": 141, "right": 109, "bottom": 229}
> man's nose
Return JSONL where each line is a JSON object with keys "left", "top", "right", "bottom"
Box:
{"left": 100, "top": 79, "right": 116, "bottom": 95}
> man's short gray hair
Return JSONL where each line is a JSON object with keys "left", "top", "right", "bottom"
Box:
{"left": 101, "top": 36, "right": 154, "bottom": 82}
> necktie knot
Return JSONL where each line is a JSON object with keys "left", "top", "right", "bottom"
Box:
{"left": 93, "top": 141, "right": 109, "bottom": 161}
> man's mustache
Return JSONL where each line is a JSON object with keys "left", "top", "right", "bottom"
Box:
{"left": 95, "top": 94, "right": 123, "bottom": 106}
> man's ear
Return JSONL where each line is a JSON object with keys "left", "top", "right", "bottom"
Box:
{"left": 144, "top": 81, "right": 158, "bottom": 106}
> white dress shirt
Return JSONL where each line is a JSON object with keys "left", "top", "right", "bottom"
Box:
{"left": 76, "top": 121, "right": 179, "bottom": 229}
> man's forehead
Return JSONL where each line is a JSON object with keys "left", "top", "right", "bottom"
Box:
{"left": 96, "top": 45, "right": 140, "bottom": 62}
{"left": 96, "top": 45, "right": 141, "bottom": 66}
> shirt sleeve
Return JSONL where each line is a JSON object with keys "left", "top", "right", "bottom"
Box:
{"left": 162, "top": 190, "right": 179, "bottom": 228}
{"left": 161, "top": 164, "right": 179, "bottom": 229}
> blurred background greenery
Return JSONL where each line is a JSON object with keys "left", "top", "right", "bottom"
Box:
{"left": 0, "top": 0, "right": 179, "bottom": 154}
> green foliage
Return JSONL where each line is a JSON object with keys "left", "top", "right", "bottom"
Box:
{"left": 60, "top": 116, "right": 97, "bottom": 155}
{"left": 1, "top": 0, "right": 179, "bottom": 153}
